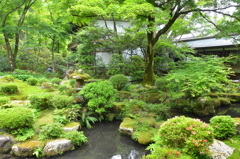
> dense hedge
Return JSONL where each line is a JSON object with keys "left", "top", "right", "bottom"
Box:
{"left": 0, "top": 107, "right": 34, "bottom": 130}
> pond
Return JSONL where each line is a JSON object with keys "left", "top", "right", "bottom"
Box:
{"left": 0, "top": 120, "right": 148, "bottom": 159}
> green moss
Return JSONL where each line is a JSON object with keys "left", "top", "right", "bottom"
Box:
{"left": 17, "top": 140, "right": 45, "bottom": 149}
{"left": 0, "top": 79, "right": 51, "bottom": 100}
{"left": 138, "top": 116, "right": 157, "bottom": 127}
{"left": 233, "top": 118, "right": 240, "bottom": 124}
{"left": 118, "top": 91, "right": 131, "bottom": 100}
{"left": 64, "top": 122, "right": 81, "bottom": 128}
{"left": 223, "top": 136, "right": 240, "bottom": 159}
{"left": 33, "top": 109, "right": 54, "bottom": 130}
{"left": 113, "top": 102, "right": 127, "bottom": 113}
{"left": 120, "top": 117, "right": 136, "bottom": 129}
{"left": 69, "top": 73, "right": 91, "bottom": 80}
{"left": 132, "top": 127, "right": 157, "bottom": 145}
{"left": 219, "top": 98, "right": 231, "bottom": 105}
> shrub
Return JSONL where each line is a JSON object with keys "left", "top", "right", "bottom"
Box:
{"left": 63, "top": 130, "right": 88, "bottom": 146}
{"left": 209, "top": 115, "right": 237, "bottom": 139}
{"left": 13, "top": 75, "right": 32, "bottom": 82}
{"left": 147, "top": 116, "right": 214, "bottom": 157}
{"left": 58, "top": 85, "right": 68, "bottom": 94}
{"left": 109, "top": 74, "right": 129, "bottom": 90}
{"left": 51, "top": 95, "right": 75, "bottom": 109}
{"left": 38, "top": 78, "right": 48, "bottom": 85}
{"left": 79, "top": 80, "right": 117, "bottom": 119}
{"left": 27, "top": 77, "right": 38, "bottom": 85}
{"left": 127, "top": 55, "right": 145, "bottom": 80}
{"left": 69, "top": 79, "right": 76, "bottom": 88}
{"left": 1, "top": 84, "right": 19, "bottom": 94}
{"left": 0, "top": 107, "right": 34, "bottom": 131}
{"left": 39, "top": 123, "right": 63, "bottom": 140}
{"left": 0, "top": 96, "right": 10, "bottom": 105}
{"left": 155, "top": 77, "right": 168, "bottom": 91}
{"left": 2, "top": 75, "right": 14, "bottom": 82}
{"left": 28, "top": 93, "right": 54, "bottom": 110}
{"left": 11, "top": 127, "right": 35, "bottom": 141}
{"left": 54, "top": 107, "right": 80, "bottom": 122}
{"left": 51, "top": 78, "right": 62, "bottom": 85}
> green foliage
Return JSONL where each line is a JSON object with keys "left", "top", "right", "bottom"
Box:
{"left": 0, "top": 107, "right": 34, "bottom": 131}
{"left": 27, "top": 77, "right": 38, "bottom": 85}
{"left": 80, "top": 112, "right": 98, "bottom": 128}
{"left": 210, "top": 115, "right": 237, "bottom": 139}
{"left": 121, "top": 99, "right": 147, "bottom": 117}
{"left": 127, "top": 55, "right": 145, "bottom": 80}
{"left": 54, "top": 115, "right": 68, "bottom": 124}
{"left": 144, "top": 146, "right": 182, "bottom": 159}
{"left": 54, "top": 107, "right": 80, "bottom": 123}
{"left": 148, "top": 103, "right": 170, "bottom": 121}
{"left": 51, "top": 78, "right": 62, "bottom": 85}
{"left": 164, "top": 56, "right": 234, "bottom": 98}
{"left": 63, "top": 130, "right": 88, "bottom": 146}
{"left": 11, "top": 127, "right": 35, "bottom": 141}
{"left": 58, "top": 85, "right": 68, "bottom": 94}
{"left": 107, "top": 54, "right": 125, "bottom": 75}
{"left": 109, "top": 74, "right": 129, "bottom": 90}
{"left": 1, "top": 84, "right": 19, "bottom": 94}
{"left": 69, "top": 79, "right": 76, "bottom": 88}
{"left": 33, "top": 147, "right": 44, "bottom": 158}
{"left": 38, "top": 78, "right": 48, "bottom": 85}
{"left": 39, "top": 123, "right": 64, "bottom": 140}
{"left": 51, "top": 95, "right": 75, "bottom": 109}
{"left": 147, "top": 116, "right": 214, "bottom": 157}
{"left": 155, "top": 77, "right": 168, "bottom": 91}
{"left": 13, "top": 75, "right": 32, "bottom": 82}
{"left": 79, "top": 80, "right": 117, "bottom": 118}
{"left": 0, "top": 96, "right": 10, "bottom": 105}
{"left": 2, "top": 75, "right": 14, "bottom": 82}
{"left": 28, "top": 93, "right": 54, "bottom": 110}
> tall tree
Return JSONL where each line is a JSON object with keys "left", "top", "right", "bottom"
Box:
{"left": 0, "top": 0, "right": 37, "bottom": 71}
{"left": 70, "top": 0, "right": 240, "bottom": 85}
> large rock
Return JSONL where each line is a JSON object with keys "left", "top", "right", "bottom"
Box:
{"left": 43, "top": 139, "right": 73, "bottom": 156}
{"left": 63, "top": 124, "right": 80, "bottom": 132}
{"left": 11, "top": 141, "right": 44, "bottom": 157}
{"left": 0, "top": 136, "right": 14, "bottom": 153}
{"left": 209, "top": 139, "right": 234, "bottom": 159}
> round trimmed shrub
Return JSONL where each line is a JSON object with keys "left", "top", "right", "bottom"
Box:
{"left": 0, "top": 107, "right": 34, "bottom": 131}
{"left": 13, "top": 75, "right": 32, "bottom": 82}
{"left": 79, "top": 80, "right": 117, "bottom": 117}
{"left": 109, "top": 74, "right": 129, "bottom": 90}
{"left": 0, "top": 96, "right": 10, "bottom": 105}
{"left": 2, "top": 75, "right": 14, "bottom": 82}
{"left": 51, "top": 78, "right": 62, "bottom": 85}
{"left": 210, "top": 115, "right": 237, "bottom": 139}
{"left": 39, "top": 123, "right": 63, "bottom": 140}
{"left": 38, "top": 78, "right": 48, "bottom": 85}
{"left": 1, "top": 84, "right": 18, "bottom": 94}
{"left": 147, "top": 116, "right": 214, "bottom": 157}
{"left": 63, "top": 130, "right": 88, "bottom": 146}
{"left": 51, "top": 95, "right": 75, "bottom": 109}
{"left": 27, "top": 77, "right": 38, "bottom": 85}
{"left": 28, "top": 93, "right": 54, "bottom": 110}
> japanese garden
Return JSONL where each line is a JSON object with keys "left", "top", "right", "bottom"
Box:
{"left": 1, "top": 0, "right": 240, "bottom": 159}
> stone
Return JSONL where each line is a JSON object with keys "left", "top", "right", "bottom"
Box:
{"left": 63, "top": 124, "right": 80, "bottom": 132}
{"left": 0, "top": 136, "right": 14, "bottom": 153}
{"left": 43, "top": 139, "right": 73, "bottom": 156}
{"left": 11, "top": 141, "right": 44, "bottom": 157}
{"left": 209, "top": 139, "right": 234, "bottom": 159}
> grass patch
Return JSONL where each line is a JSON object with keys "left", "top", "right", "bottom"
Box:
{"left": 223, "top": 136, "right": 240, "bottom": 159}
{"left": 33, "top": 109, "right": 55, "bottom": 130}
{"left": 0, "top": 79, "right": 51, "bottom": 100}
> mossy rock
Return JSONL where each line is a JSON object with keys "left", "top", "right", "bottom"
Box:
{"left": 138, "top": 92, "right": 161, "bottom": 103}
{"left": 112, "top": 102, "right": 127, "bottom": 113}
{"left": 119, "top": 117, "right": 137, "bottom": 135}
{"left": 218, "top": 93, "right": 240, "bottom": 102}
{"left": 208, "top": 93, "right": 219, "bottom": 98}
{"left": 138, "top": 116, "right": 157, "bottom": 127}
{"left": 118, "top": 91, "right": 131, "bottom": 101}
{"left": 192, "top": 98, "right": 220, "bottom": 116}
{"left": 219, "top": 98, "right": 231, "bottom": 106}
{"left": 131, "top": 127, "right": 157, "bottom": 145}
{"left": 69, "top": 73, "right": 91, "bottom": 80}
{"left": 12, "top": 140, "right": 45, "bottom": 157}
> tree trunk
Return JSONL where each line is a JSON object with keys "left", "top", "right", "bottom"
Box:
{"left": 142, "top": 16, "right": 156, "bottom": 86}
{"left": 51, "top": 36, "right": 56, "bottom": 72}
{"left": 142, "top": 33, "right": 155, "bottom": 86}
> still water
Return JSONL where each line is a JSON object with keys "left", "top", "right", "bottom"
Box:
{"left": 0, "top": 120, "right": 148, "bottom": 159}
